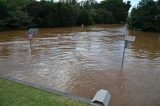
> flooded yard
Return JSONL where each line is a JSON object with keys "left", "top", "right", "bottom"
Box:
{"left": 0, "top": 25, "right": 160, "bottom": 106}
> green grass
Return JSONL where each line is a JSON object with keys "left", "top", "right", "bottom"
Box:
{"left": 0, "top": 78, "right": 88, "bottom": 106}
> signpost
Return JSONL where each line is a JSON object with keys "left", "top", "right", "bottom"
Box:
{"left": 121, "top": 35, "right": 136, "bottom": 71}
{"left": 28, "top": 28, "right": 38, "bottom": 36}
{"left": 28, "top": 32, "right": 33, "bottom": 47}
{"left": 126, "top": 35, "right": 136, "bottom": 42}
{"left": 27, "top": 28, "right": 38, "bottom": 48}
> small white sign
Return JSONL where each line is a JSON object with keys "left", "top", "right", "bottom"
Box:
{"left": 28, "top": 28, "right": 38, "bottom": 36}
{"left": 28, "top": 33, "right": 33, "bottom": 40}
{"left": 125, "top": 35, "right": 136, "bottom": 42}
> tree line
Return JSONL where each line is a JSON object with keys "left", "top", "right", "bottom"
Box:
{"left": 0, "top": 0, "right": 131, "bottom": 31}
{"left": 127, "top": 0, "right": 160, "bottom": 32}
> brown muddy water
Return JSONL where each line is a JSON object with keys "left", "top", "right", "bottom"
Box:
{"left": 0, "top": 25, "right": 160, "bottom": 106}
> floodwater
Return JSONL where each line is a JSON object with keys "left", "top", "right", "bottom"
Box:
{"left": 0, "top": 25, "right": 160, "bottom": 106}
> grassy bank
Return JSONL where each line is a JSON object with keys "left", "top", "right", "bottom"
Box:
{"left": 0, "top": 78, "right": 88, "bottom": 106}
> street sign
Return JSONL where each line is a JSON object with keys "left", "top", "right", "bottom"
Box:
{"left": 27, "top": 28, "right": 39, "bottom": 47}
{"left": 125, "top": 35, "right": 136, "bottom": 42}
{"left": 28, "top": 28, "right": 38, "bottom": 36}
{"left": 121, "top": 35, "right": 136, "bottom": 71}
{"left": 28, "top": 33, "right": 33, "bottom": 40}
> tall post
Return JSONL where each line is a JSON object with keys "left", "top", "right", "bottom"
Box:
{"left": 29, "top": 39, "right": 32, "bottom": 48}
{"left": 121, "top": 35, "right": 127, "bottom": 71}
{"left": 81, "top": 24, "right": 84, "bottom": 30}
{"left": 28, "top": 32, "right": 33, "bottom": 48}
{"left": 121, "top": 35, "right": 136, "bottom": 71}
{"left": 27, "top": 28, "right": 38, "bottom": 49}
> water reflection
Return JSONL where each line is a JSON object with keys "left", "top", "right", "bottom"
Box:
{"left": 0, "top": 25, "right": 160, "bottom": 106}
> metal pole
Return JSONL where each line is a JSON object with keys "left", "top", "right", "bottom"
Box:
{"left": 121, "top": 36, "right": 127, "bottom": 71}
{"left": 29, "top": 40, "right": 32, "bottom": 48}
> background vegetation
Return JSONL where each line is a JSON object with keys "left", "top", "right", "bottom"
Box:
{"left": 0, "top": 0, "right": 159, "bottom": 32}
{"left": 0, "top": 0, "right": 131, "bottom": 31}
{"left": 127, "top": 0, "right": 160, "bottom": 32}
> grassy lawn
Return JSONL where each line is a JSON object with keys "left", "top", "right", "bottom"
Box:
{"left": 0, "top": 78, "right": 88, "bottom": 106}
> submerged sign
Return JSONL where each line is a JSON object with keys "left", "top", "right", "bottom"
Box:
{"left": 28, "top": 33, "right": 33, "bottom": 40}
{"left": 28, "top": 28, "right": 38, "bottom": 36}
{"left": 27, "top": 28, "right": 38, "bottom": 40}
{"left": 125, "top": 35, "right": 136, "bottom": 42}
{"left": 121, "top": 35, "right": 136, "bottom": 71}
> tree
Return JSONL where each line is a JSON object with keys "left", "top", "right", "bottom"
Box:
{"left": 93, "top": 8, "right": 114, "bottom": 24}
{"left": 6, "top": 11, "right": 32, "bottom": 29}
{"left": 0, "top": 1, "right": 9, "bottom": 30}
{"left": 0, "top": 0, "right": 131, "bottom": 31}
{"left": 100, "top": 0, "right": 131, "bottom": 23}
{"left": 77, "top": 9, "right": 94, "bottom": 25}
{"left": 128, "top": 0, "right": 160, "bottom": 32}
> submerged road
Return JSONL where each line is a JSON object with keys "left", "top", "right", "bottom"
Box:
{"left": 0, "top": 25, "right": 160, "bottom": 106}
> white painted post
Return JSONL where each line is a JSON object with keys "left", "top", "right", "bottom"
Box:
{"left": 81, "top": 24, "right": 84, "bottom": 30}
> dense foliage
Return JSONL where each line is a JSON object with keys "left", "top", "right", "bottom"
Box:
{"left": 128, "top": 0, "right": 160, "bottom": 32}
{"left": 0, "top": 0, "right": 131, "bottom": 31}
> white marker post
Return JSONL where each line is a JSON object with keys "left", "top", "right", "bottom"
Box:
{"left": 81, "top": 24, "right": 84, "bottom": 30}
{"left": 121, "top": 35, "right": 136, "bottom": 71}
